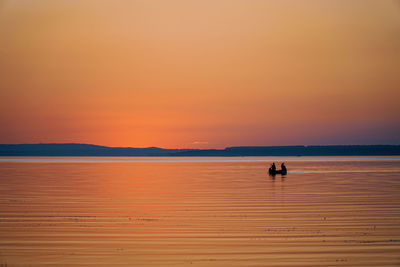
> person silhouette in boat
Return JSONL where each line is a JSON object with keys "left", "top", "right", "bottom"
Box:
{"left": 281, "top": 163, "right": 287, "bottom": 174}
{"left": 271, "top": 163, "right": 276, "bottom": 172}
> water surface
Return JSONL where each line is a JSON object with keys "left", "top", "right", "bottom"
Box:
{"left": 0, "top": 157, "right": 399, "bottom": 266}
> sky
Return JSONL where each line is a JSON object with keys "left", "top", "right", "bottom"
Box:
{"left": 0, "top": 0, "right": 399, "bottom": 148}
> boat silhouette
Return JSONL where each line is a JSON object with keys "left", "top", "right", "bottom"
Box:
{"left": 268, "top": 167, "right": 287, "bottom": 175}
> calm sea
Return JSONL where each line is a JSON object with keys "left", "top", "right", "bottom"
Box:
{"left": 0, "top": 157, "right": 399, "bottom": 266}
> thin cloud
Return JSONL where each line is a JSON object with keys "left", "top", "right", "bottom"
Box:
{"left": 192, "top": 141, "right": 209, "bottom": 145}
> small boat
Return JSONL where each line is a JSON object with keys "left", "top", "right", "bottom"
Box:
{"left": 269, "top": 168, "right": 287, "bottom": 175}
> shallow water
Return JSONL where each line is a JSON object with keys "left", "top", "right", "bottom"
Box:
{"left": 0, "top": 157, "right": 399, "bottom": 266}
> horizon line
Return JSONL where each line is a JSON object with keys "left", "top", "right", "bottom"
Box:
{"left": 1, "top": 142, "right": 400, "bottom": 150}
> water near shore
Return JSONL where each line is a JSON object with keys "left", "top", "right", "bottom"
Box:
{"left": 0, "top": 157, "right": 399, "bottom": 266}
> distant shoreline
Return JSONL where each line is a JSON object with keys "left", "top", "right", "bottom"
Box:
{"left": 1, "top": 144, "right": 400, "bottom": 157}
{"left": 1, "top": 156, "right": 400, "bottom": 164}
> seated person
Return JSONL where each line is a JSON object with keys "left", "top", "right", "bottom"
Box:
{"left": 281, "top": 163, "right": 287, "bottom": 172}
{"left": 271, "top": 163, "right": 276, "bottom": 171}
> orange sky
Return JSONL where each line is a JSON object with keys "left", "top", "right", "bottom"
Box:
{"left": 0, "top": 0, "right": 399, "bottom": 148}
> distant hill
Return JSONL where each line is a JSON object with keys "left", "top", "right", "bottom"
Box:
{"left": 0, "top": 143, "right": 192, "bottom": 156}
{"left": 0, "top": 143, "right": 399, "bottom": 156}
{"left": 173, "top": 145, "right": 400, "bottom": 156}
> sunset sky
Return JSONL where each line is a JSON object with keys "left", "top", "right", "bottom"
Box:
{"left": 0, "top": 0, "right": 399, "bottom": 148}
